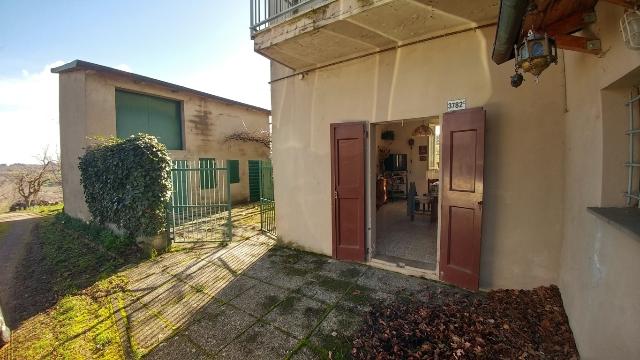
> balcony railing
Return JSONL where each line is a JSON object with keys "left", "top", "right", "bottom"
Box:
{"left": 250, "top": 0, "right": 330, "bottom": 36}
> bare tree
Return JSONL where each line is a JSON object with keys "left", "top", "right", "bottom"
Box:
{"left": 13, "top": 148, "right": 58, "bottom": 208}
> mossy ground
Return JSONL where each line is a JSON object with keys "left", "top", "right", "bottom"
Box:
{"left": 2, "top": 205, "right": 139, "bottom": 359}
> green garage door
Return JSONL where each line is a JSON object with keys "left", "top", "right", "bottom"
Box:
{"left": 116, "top": 90, "right": 183, "bottom": 150}
{"left": 248, "top": 160, "right": 261, "bottom": 202}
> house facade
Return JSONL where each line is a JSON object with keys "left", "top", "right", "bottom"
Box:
{"left": 251, "top": 0, "right": 640, "bottom": 358}
{"left": 53, "top": 61, "right": 271, "bottom": 221}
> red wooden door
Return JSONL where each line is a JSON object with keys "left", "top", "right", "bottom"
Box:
{"left": 439, "top": 108, "right": 485, "bottom": 291}
{"left": 331, "top": 122, "right": 366, "bottom": 261}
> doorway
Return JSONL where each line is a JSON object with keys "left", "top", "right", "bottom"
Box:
{"left": 371, "top": 117, "right": 441, "bottom": 271}
{"left": 330, "top": 109, "right": 485, "bottom": 290}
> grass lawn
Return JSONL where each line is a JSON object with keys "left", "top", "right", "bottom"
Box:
{"left": 24, "top": 203, "right": 64, "bottom": 216}
{"left": 2, "top": 204, "right": 143, "bottom": 359}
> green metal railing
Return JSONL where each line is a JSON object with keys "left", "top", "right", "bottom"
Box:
{"left": 259, "top": 160, "right": 276, "bottom": 236}
{"left": 167, "top": 159, "right": 232, "bottom": 243}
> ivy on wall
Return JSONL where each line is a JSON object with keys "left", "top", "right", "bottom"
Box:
{"left": 78, "top": 134, "right": 172, "bottom": 238}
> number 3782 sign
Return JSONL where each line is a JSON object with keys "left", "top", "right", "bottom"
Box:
{"left": 447, "top": 99, "right": 466, "bottom": 112}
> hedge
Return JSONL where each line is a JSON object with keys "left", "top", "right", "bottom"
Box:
{"left": 78, "top": 134, "right": 172, "bottom": 238}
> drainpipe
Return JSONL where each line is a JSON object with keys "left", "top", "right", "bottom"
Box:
{"left": 491, "top": 0, "right": 530, "bottom": 65}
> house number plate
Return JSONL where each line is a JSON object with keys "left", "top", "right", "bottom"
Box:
{"left": 447, "top": 99, "right": 466, "bottom": 112}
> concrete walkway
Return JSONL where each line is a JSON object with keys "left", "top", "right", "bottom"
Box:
{"left": 117, "top": 234, "right": 446, "bottom": 359}
{"left": 0, "top": 213, "right": 40, "bottom": 340}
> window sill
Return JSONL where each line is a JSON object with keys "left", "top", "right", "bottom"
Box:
{"left": 587, "top": 207, "right": 640, "bottom": 241}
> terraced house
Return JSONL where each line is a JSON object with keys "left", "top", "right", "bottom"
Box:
{"left": 250, "top": 0, "right": 640, "bottom": 358}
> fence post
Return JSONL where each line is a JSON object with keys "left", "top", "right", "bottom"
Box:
{"left": 226, "top": 161, "right": 233, "bottom": 242}
{"left": 259, "top": 160, "right": 264, "bottom": 231}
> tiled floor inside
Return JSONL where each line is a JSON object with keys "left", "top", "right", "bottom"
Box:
{"left": 374, "top": 201, "right": 437, "bottom": 270}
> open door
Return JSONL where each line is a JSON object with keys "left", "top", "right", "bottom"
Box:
{"left": 331, "top": 122, "right": 366, "bottom": 261}
{"left": 439, "top": 108, "right": 485, "bottom": 291}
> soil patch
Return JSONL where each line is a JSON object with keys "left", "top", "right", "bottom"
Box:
{"left": 352, "top": 285, "right": 578, "bottom": 359}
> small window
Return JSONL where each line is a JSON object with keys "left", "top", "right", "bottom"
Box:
{"left": 199, "top": 158, "right": 216, "bottom": 189}
{"left": 116, "top": 90, "right": 183, "bottom": 150}
{"left": 228, "top": 160, "right": 240, "bottom": 184}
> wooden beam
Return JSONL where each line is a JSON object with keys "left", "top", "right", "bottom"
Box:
{"left": 600, "top": 0, "right": 637, "bottom": 9}
{"left": 546, "top": 10, "right": 597, "bottom": 34}
{"left": 555, "top": 34, "right": 602, "bottom": 54}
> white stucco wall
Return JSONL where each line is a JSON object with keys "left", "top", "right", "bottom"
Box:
{"left": 559, "top": 3, "right": 640, "bottom": 359}
{"left": 270, "top": 25, "right": 567, "bottom": 289}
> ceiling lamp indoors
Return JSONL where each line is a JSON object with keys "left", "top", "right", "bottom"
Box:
{"left": 621, "top": 8, "right": 640, "bottom": 50}
{"left": 511, "top": 30, "right": 558, "bottom": 88}
{"left": 412, "top": 123, "right": 433, "bottom": 137}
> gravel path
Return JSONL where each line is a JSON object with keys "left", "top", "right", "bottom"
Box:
{"left": 0, "top": 213, "right": 40, "bottom": 334}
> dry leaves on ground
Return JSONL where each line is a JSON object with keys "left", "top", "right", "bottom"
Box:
{"left": 352, "top": 285, "right": 579, "bottom": 360}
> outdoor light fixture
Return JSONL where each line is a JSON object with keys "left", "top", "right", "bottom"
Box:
{"left": 621, "top": 9, "right": 640, "bottom": 50}
{"left": 511, "top": 30, "right": 558, "bottom": 87}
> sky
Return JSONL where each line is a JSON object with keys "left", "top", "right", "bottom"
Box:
{"left": 0, "top": 0, "right": 271, "bottom": 164}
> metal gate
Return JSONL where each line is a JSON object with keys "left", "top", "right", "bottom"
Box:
{"left": 167, "top": 159, "right": 232, "bottom": 243}
{"left": 259, "top": 160, "right": 276, "bottom": 236}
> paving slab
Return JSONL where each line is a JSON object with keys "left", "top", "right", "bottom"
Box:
{"left": 156, "top": 288, "right": 216, "bottom": 329}
{"left": 338, "top": 284, "right": 395, "bottom": 312}
{"left": 356, "top": 267, "right": 427, "bottom": 295}
{"left": 184, "top": 304, "right": 257, "bottom": 354}
{"left": 214, "top": 275, "right": 260, "bottom": 302}
{"left": 171, "top": 259, "right": 237, "bottom": 298}
{"left": 315, "top": 259, "right": 367, "bottom": 282}
{"left": 264, "top": 293, "right": 329, "bottom": 339}
{"left": 295, "top": 275, "right": 354, "bottom": 304}
{"left": 146, "top": 335, "right": 209, "bottom": 360}
{"left": 211, "top": 240, "right": 274, "bottom": 274}
{"left": 134, "top": 276, "right": 193, "bottom": 312}
{"left": 290, "top": 345, "right": 323, "bottom": 360}
{"left": 128, "top": 308, "right": 174, "bottom": 354}
{"left": 241, "top": 255, "right": 310, "bottom": 289}
{"left": 229, "top": 281, "right": 289, "bottom": 318}
{"left": 125, "top": 269, "right": 176, "bottom": 299}
{"left": 217, "top": 322, "right": 299, "bottom": 360}
{"left": 308, "top": 303, "right": 367, "bottom": 357}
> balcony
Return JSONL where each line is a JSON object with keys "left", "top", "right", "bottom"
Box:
{"left": 250, "top": 0, "right": 500, "bottom": 70}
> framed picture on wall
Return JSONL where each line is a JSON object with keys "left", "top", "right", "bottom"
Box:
{"left": 418, "top": 145, "right": 428, "bottom": 155}
{"left": 419, "top": 155, "right": 427, "bottom": 161}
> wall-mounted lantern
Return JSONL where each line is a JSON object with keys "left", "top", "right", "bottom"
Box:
{"left": 511, "top": 30, "right": 558, "bottom": 88}
{"left": 621, "top": 10, "right": 640, "bottom": 50}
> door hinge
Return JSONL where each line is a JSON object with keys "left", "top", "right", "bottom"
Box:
{"left": 365, "top": 129, "right": 369, "bottom": 138}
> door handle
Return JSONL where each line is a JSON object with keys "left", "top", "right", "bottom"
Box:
{"left": 334, "top": 190, "right": 338, "bottom": 199}
{"left": 478, "top": 200, "right": 483, "bottom": 208}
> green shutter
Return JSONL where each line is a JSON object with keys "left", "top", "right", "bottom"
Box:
{"left": 115, "top": 90, "right": 183, "bottom": 150}
{"left": 228, "top": 160, "right": 240, "bottom": 184}
{"left": 199, "top": 158, "right": 216, "bottom": 189}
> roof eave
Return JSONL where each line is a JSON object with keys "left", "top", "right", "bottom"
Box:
{"left": 51, "top": 60, "right": 271, "bottom": 115}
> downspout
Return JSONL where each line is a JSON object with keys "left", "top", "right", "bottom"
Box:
{"left": 491, "top": 0, "right": 530, "bottom": 65}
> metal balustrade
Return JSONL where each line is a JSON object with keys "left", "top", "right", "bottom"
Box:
{"left": 250, "top": 0, "right": 330, "bottom": 36}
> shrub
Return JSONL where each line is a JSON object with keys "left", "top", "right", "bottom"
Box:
{"left": 78, "top": 134, "right": 172, "bottom": 238}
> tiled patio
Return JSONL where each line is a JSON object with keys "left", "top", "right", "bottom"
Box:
{"left": 116, "top": 228, "right": 447, "bottom": 359}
